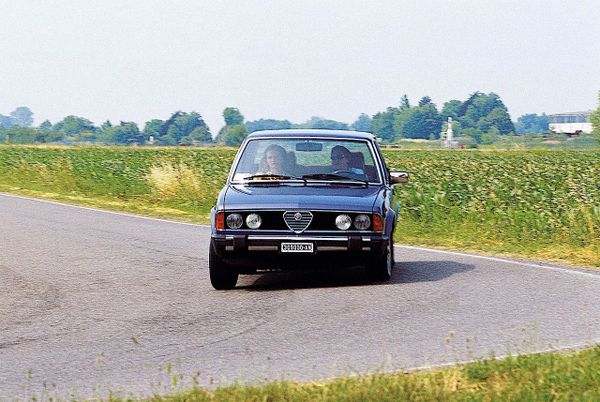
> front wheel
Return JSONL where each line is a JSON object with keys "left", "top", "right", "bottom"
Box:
{"left": 209, "top": 241, "right": 239, "bottom": 290}
{"left": 367, "top": 236, "right": 393, "bottom": 282}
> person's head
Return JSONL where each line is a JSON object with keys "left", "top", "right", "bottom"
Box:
{"left": 262, "top": 144, "right": 287, "bottom": 173}
{"left": 331, "top": 145, "right": 351, "bottom": 171}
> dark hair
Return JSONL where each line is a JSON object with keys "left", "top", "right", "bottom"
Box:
{"left": 331, "top": 145, "right": 351, "bottom": 159}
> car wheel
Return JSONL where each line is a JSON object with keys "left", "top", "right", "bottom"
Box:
{"left": 367, "top": 234, "right": 393, "bottom": 282}
{"left": 209, "top": 240, "right": 239, "bottom": 290}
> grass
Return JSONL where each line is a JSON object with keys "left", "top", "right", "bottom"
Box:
{"left": 0, "top": 145, "right": 236, "bottom": 223}
{"left": 97, "top": 346, "right": 600, "bottom": 401}
{"left": 0, "top": 145, "right": 598, "bottom": 267}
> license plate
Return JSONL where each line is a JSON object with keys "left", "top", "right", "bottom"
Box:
{"left": 281, "top": 242, "right": 314, "bottom": 253}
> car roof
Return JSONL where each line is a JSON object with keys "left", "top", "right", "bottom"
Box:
{"left": 247, "top": 129, "right": 375, "bottom": 141}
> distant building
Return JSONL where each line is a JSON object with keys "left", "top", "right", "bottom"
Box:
{"left": 548, "top": 111, "right": 593, "bottom": 136}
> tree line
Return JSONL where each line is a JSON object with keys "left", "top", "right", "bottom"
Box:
{"left": 0, "top": 91, "right": 570, "bottom": 147}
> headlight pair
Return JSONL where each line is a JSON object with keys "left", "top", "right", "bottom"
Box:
{"left": 226, "top": 213, "right": 262, "bottom": 229}
{"left": 335, "top": 214, "right": 371, "bottom": 230}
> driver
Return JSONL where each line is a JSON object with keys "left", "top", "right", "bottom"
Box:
{"left": 330, "top": 145, "right": 364, "bottom": 175}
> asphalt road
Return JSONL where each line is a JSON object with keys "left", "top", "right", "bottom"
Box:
{"left": 1, "top": 193, "right": 600, "bottom": 399}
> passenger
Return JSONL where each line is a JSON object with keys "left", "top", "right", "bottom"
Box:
{"left": 330, "top": 145, "right": 364, "bottom": 175}
{"left": 257, "top": 144, "right": 288, "bottom": 175}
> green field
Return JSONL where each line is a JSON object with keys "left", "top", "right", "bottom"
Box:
{"left": 0, "top": 145, "right": 598, "bottom": 267}
{"left": 386, "top": 150, "right": 600, "bottom": 267}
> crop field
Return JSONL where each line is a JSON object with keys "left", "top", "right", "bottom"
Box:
{"left": 385, "top": 150, "right": 600, "bottom": 267}
{"left": 0, "top": 145, "right": 598, "bottom": 267}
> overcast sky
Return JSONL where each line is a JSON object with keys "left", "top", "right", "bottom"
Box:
{"left": 1, "top": 0, "right": 599, "bottom": 133}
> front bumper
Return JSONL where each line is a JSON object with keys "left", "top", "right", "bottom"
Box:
{"left": 212, "top": 232, "right": 388, "bottom": 271}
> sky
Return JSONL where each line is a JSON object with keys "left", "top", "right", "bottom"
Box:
{"left": 1, "top": 0, "right": 599, "bottom": 134}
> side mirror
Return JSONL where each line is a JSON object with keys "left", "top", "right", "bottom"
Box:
{"left": 390, "top": 171, "right": 409, "bottom": 184}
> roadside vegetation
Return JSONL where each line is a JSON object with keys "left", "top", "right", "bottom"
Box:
{"left": 103, "top": 346, "right": 600, "bottom": 401}
{"left": 0, "top": 145, "right": 598, "bottom": 268}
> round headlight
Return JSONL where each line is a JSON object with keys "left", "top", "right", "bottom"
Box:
{"left": 226, "top": 213, "right": 243, "bottom": 229}
{"left": 246, "top": 213, "right": 262, "bottom": 229}
{"left": 354, "top": 214, "right": 371, "bottom": 230}
{"left": 335, "top": 214, "right": 352, "bottom": 230}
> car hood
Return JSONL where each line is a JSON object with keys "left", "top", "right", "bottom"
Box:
{"left": 223, "top": 184, "right": 381, "bottom": 212}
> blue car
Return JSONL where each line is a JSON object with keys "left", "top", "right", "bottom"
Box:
{"left": 209, "top": 129, "right": 408, "bottom": 289}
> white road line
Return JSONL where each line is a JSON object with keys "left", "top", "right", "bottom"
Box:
{"left": 402, "top": 337, "right": 600, "bottom": 374}
{"left": 397, "top": 244, "right": 600, "bottom": 278}
{"left": 0, "top": 192, "right": 208, "bottom": 228}
{"left": 2, "top": 191, "right": 597, "bottom": 278}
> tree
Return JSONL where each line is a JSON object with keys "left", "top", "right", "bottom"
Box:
{"left": 392, "top": 107, "right": 413, "bottom": 139}
{"left": 142, "top": 119, "right": 164, "bottom": 143}
{"left": 36, "top": 120, "right": 64, "bottom": 142}
{"left": 223, "top": 124, "right": 248, "bottom": 147}
{"left": 295, "top": 116, "right": 349, "bottom": 130}
{"left": 515, "top": 113, "right": 549, "bottom": 134}
{"left": 39, "top": 120, "right": 53, "bottom": 131}
{"left": 458, "top": 92, "right": 485, "bottom": 120}
{"left": 350, "top": 113, "right": 372, "bottom": 132}
{"left": 157, "top": 111, "right": 211, "bottom": 145}
{"left": 187, "top": 126, "right": 213, "bottom": 143}
{"left": 371, "top": 107, "right": 399, "bottom": 142}
{"left": 371, "top": 91, "right": 513, "bottom": 142}
{"left": 0, "top": 114, "right": 12, "bottom": 128}
{"left": 462, "top": 127, "right": 484, "bottom": 143}
{"left": 100, "top": 120, "right": 113, "bottom": 131}
{"left": 418, "top": 96, "right": 432, "bottom": 107}
{"left": 10, "top": 107, "right": 34, "bottom": 126}
{"left": 441, "top": 100, "right": 462, "bottom": 120}
{"left": 480, "top": 127, "right": 500, "bottom": 145}
{"left": 398, "top": 103, "right": 443, "bottom": 139}
{"left": 478, "top": 107, "right": 515, "bottom": 135}
{"left": 53, "top": 115, "right": 96, "bottom": 137}
{"left": 215, "top": 107, "right": 248, "bottom": 146}
{"left": 454, "top": 92, "right": 514, "bottom": 134}
{"left": 166, "top": 112, "right": 202, "bottom": 143}
{"left": 112, "top": 122, "right": 143, "bottom": 144}
{"left": 245, "top": 118, "right": 292, "bottom": 133}
{"left": 223, "top": 107, "right": 244, "bottom": 126}
{"left": 400, "top": 94, "right": 411, "bottom": 110}
{"left": 590, "top": 91, "right": 600, "bottom": 144}
{"left": 5, "top": 126, "right": 37, "bottom": 143}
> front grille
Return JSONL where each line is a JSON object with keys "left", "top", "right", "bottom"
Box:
{"left": 283, "top": 211, "right": 313, "bottom": 233}
{"left": 224, "top": 210, "right": 372, "bottom": 232}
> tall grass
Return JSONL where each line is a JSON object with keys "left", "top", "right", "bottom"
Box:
{"left": 119, "top": 346, "right": 600, "bottom": 401}
{"left": 0, "top": 146, "right": 235, "bottom": 220}
{"left": 0, "top": 145, "right": 598, "bottom": 266}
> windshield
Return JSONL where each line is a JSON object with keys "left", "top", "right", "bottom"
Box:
{"left": 231, "top": 138, "right": 381, "bottom": 183}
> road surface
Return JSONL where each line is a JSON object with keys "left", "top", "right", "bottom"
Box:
{"left": 1, "top": 193, "right": 600, "bottom": 399}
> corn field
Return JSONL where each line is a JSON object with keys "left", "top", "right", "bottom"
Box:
{"left": 0, "top": 146, "right": 598, "bottom": 265}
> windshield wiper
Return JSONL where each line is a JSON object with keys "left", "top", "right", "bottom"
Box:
{"left": 301, "top": 173, "right": 368, "bottom": 185}
{"left": 244, "top": 174, "right": 306, "bottom": 182}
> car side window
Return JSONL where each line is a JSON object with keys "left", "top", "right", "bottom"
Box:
{"left": 374, "top": 142, "right": 390, "bottom": 185}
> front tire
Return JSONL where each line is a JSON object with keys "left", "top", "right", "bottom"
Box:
{"left": 209, "top": 240, "right": 239, "bottom": 290}
{"left": 367, "top": 235, "right": 393, "bottom": 282}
